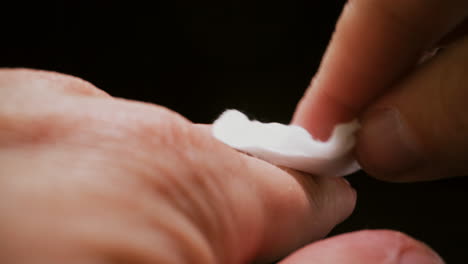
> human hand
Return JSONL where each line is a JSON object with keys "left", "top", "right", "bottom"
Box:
{"left": 0, "top": 69, "right": 357, "bottom": 263}
{"left": 293, "top": 0, "right": 468, "bottom": 181}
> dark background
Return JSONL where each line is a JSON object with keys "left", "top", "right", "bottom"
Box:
{"left": 3, "top": 1, "right": 468, "bottom": 262}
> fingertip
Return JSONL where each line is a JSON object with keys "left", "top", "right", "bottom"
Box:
{"left": 292, "top": 82, "right": 356, "bottom": 141}
{"left": 355, "top": 108, "right": 424, "bottom": 181}
{"left": 280, "top": 230, "right": 444, "bottom": 264}
{"left": 278, "top": 170, "right": 357, "bottom": 223}
{"left": 243, "top": 160, "right": 358, "bottom": 263}
{"left": 315, "top": 176, "right": 357, "bottom": 223}
{"left": 0, "top": 68, "right": 111, "bottom": 98}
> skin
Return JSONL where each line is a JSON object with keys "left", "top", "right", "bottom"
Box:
{"left": 2, "top": 0, "right": 466, "bottom": 261}
{"left": 293, "top": 0, "right": 468, "bottom": 182}
{"left": 0, "top": 69, "right": 356, "bottom": 263}
{"left": 0, "top": 66, "right": 443, "bottom": 263}
{"left": 291, "top": 0, "right": 468, "bottom": 262}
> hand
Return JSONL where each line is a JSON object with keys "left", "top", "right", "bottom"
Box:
{"left": 0, "top": 69, "right": 355, "bottom": 263}
{"left": 293, "top": 0, "right": 468, "bottom": 181}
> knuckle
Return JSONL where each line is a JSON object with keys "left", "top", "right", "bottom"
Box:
{"left": 0, "top": 104, "right": 80, "bottom": 146}
{"left": 33, "top": 69, "right": 109, "bottom": 97}
{"left": 0, "top": 68, "right": 108, "bottom": 97}
{"left": 118, "top": 105, "right": 192, "bottom": 151}
{"left": 100, "top": 103, "right": 202, "bottom": 176}
{"left": 113, "top": 106, "right": 238, "bottom": 257}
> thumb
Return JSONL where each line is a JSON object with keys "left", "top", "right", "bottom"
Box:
{"left": 280, "top": 230, "right": 444, "bottom": 264}
{"left": 356, "top": 36, "right": 468, "bottom": 182}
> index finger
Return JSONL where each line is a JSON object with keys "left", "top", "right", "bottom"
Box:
{"left": 293, "top": 0, "right": 468, "bottom": 140}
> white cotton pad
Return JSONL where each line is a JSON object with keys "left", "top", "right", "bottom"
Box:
{"left": 212, "top": 110, "right": 361, "bottom": 177}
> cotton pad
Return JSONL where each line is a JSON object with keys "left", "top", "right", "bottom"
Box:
{"left": 212, "top": 110, "right": 360, "bottom": 177}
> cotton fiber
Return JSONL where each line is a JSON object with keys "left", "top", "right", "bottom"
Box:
{"left": 212, "top": 110, "right": 360, "bottom": 177}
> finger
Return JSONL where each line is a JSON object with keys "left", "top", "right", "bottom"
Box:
{"left": 0, "top": 68, "right": 112, "bottom": 146}
{"left": 280, "top": 230, "right": 444, "bottom": 264}
{"left": 0, "top": 69, "right": 355, "bottom": 263}
{"left": 241, "top": 164, "right": 356, "bottom": 263}
{"left": 188, "top": 124, "right": 357, "bottom": 263}
{"left": 293, "top": 0, "right": 468, "bottom": 140}
{"left": 439, "top": 18, "right": 468, "bottom": 46}
{"left": 356, "top": 36, "right": 468, "bottom": 181}
{"left": 57, "top": 96, "right": 356, "bottom": 263}
{"left": 0, "top": 68, "right": 110, "bottom": 98}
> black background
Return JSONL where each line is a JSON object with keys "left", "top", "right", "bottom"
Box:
{"left": 3, "top": 1, "right": 468, "bottom": 263}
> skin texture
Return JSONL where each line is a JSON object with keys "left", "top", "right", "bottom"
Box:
{"left": 288, "top": 0, "right": 468, "bottom": 262}
{"left": 293, "top": 0, "right": 468, "bottom": 182}
{"left": 281, "top": 230, "right": 444, "bottom": 264}
{"left": 0, "top": 69, "right": 445, "bottom": 263}
{"left": 2, "top": 1, "right": 465, "bottom": 262}
{"left": 0, "top": 69, "right": 356, "bottom": 263}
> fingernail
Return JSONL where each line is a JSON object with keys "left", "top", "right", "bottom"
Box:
{"left": 357, "top": 108, "right": 422, "bottom": 177}
{"left": 400, "top": 249, "right": 445, "bottom": 264}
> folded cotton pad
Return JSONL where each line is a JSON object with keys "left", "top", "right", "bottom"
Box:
{"left": 212, "top": 110, "right": 361, "bottom": 177}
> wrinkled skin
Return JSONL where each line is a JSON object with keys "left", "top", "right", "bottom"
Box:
{"left": 0, "top": 69, "right": 357, "bottom": 263}
{"left": 0, "top": 68, "right": 445, "bottom": 263}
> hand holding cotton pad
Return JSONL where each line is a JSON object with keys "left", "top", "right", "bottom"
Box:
{"left": 212, "top": 110, "right": 360, "bottom": 177}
